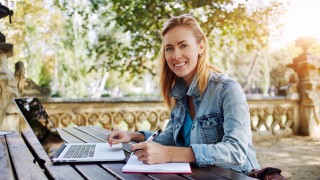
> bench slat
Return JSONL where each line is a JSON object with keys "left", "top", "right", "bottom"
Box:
{"left": 21, "top": 130, "right": 84, "bottom": 180}
{"left": 6, "top": 132, "right": 47, "bottom": 179}
{"left": 0, "top": 136, "right": 15, "bottom": 180}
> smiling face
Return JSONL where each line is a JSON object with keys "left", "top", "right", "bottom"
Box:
{"left": 163, "top": 26, "right": 204, "bottom": 85}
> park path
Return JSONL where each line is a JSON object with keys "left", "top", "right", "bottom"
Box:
{"left": 255, "top": 136, "right": 320, "bottom": 180}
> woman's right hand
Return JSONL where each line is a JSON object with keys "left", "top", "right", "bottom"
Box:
{"left": 107, "top": 130, "right": 131, "bottom": 146}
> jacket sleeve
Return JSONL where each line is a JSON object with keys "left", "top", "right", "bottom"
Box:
{"left": 190, "top": 80, "right": 251, "bottom": 167}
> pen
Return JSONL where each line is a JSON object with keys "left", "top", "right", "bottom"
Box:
{"left": 146, "top": 129, "right": 161, "bottom": 142}
{"left": 131, "top": 129, "right": 161, "bottom": 156}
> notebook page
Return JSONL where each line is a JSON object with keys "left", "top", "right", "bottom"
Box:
{"left": 122, "top": 155, "right": 192, "bottom": 174}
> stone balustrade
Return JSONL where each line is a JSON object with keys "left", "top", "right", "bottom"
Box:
{"left": 247, "top": 96, "right": 299, "bottom": 141}
{"left": 16, "top": 96, "right": 299, "bottom": 142}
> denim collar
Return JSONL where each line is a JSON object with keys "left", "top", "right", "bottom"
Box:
{"left": 170, "top": 74, "right": 201, "bottom": 100}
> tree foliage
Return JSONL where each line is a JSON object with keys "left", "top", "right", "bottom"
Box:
{"left": 109, "top": 0, "right": 287, "bottom": 74}
{"left": 1, "top": 0, "right": 289, "bottom": 97}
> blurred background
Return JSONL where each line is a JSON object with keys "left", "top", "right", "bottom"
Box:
{"left": 1, "top": 0, "right": 319, "bottom": 99}
{"left": 1, "top": 1, "right": 320, "bottom": 179}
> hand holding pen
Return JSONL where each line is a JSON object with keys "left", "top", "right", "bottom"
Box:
{"left": 131, "top": 129, "right": 161, "bottom": 156}
{"left": 131, "top": 129, "right": 171, "bottom": 164}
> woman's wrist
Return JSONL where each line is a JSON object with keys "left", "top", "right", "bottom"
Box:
{"left": 165, "top": 146, "right": 196, "bottom": 163}
{"left": 166, "top": 146, "right": 173, "bottom": 162}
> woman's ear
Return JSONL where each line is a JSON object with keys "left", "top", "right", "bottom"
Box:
{"left": 198, "top": 39, "right": 205, "bottom": 55}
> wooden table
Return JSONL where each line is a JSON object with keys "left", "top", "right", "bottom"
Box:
{"left": 0, "top": 126, "right": 255, "bottom": 180}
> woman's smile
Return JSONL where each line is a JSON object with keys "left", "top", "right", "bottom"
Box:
{"left": 174, "top": 62, "right": 186, "bottom": 67}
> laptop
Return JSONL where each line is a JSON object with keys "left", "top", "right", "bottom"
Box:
{"left": 14, "top": 97, "right": 126, "bottom": 163}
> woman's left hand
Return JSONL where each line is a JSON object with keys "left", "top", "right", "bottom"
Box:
{"left": 131, "top": 141, "right": 170, "bottom": 164}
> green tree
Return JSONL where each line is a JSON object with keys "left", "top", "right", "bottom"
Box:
{"left": 1, "top": 0, "right": 289, "bottom": 98}
{"left": 110, "top": 0, "right": 286, "bottom": 73}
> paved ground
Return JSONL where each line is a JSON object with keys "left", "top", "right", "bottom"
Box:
{"left": 255, "top": 136, "right": 320, "bottom": 180}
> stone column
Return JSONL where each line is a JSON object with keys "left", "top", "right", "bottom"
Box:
{"left": 288, "top": 36, "right": 320, "bottom": 137}
{"left": 0, "top": 34, "right": 19, "bottom": 130}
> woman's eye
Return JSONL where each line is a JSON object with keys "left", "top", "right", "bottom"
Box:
{"left": 181, "top": 44, "right": 188, "bottom": 48}
{"left": 165, "top": 47, "right": 173, "bottom": 51}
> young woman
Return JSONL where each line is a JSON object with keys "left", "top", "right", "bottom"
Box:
{"left": 107, "top": 14, "right": 260, "bottom": 174}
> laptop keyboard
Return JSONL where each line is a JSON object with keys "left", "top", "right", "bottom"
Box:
{"left": 63, "top": 145, "right": 96, "bottom": 158}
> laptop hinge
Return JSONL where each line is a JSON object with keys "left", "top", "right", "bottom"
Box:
{"left": 52, "top": 144, "right": 67, "bottom": 159}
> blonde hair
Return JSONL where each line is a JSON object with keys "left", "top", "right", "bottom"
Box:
{"left": 158, "top": 14, "right": 220, "bottom": 109}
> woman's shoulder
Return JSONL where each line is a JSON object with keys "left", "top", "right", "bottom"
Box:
{"left": 209, "top": 71, "right": 239, "bottom": 86}
{"left": 208, "top": 72, "right": 245, "bottom": 99}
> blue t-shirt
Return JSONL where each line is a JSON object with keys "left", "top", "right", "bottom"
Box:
{"left": 177, "top": 106, "right": 193, "bottom": 147}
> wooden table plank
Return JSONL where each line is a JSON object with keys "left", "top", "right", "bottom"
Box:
{"left": 182, "top": 168, "right": 229, "bottom": 180}
{"left": 89, "top": 126, "right": 112, "bottom": 134}
{"left": 75, "top": 126, "right": 109, "bottom": 142}
{"left": 101, "top": 161, "right": 188, "bottom": 180}
{"left": 21, "top": 130, "right": 84, "bottom": 180}
{"left": 0, "top": 136, "right": 15, "bottom": 180}
{"left": 74, "top": 164, "right": 117, "bottom": 180}
{"left": 62, "top": 128, "right": 104, "bottom": 143}
{"left": 100, "top": 163, "right": 151, "bottom": 180}
{"left": 6, "top": 131, "right": 47, "bottom": 179}
{"left": 57, "top": 128, "right": 84, "bottom": 143}
{"left": 196, "top": 166, "right": 256, "bottom": 180}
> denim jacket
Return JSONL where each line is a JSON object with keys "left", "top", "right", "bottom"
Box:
{"left": 141, "top": 72, "right": 260, "bottom": 174}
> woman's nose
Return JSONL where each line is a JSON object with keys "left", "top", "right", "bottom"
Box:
{"left": 172, "top": 50, "right": 182, "bottom": 59}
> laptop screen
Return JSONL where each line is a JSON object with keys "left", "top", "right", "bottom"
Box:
{"left": 14, "top": 98, "right": 64, "bottom": 158}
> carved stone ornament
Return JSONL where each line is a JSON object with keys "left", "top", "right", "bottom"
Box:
{"left": 14, "top": 61, "right": 50, "bottom": 97}
{"left": 288, "top": 36, "right": 320, "bottom": 137}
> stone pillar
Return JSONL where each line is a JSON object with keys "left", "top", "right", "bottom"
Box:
{"left": 0, "top": 35, "right": 19, "bottom": 130}
{"left": 288, "top": 36, "right": 320, "bottom": 137}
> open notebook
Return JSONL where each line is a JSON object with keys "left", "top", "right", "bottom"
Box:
{"left": 122, "top": 155, "right": 192, "bottom": 174}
